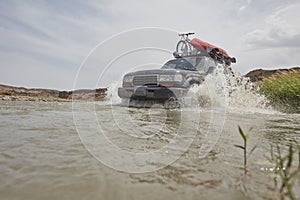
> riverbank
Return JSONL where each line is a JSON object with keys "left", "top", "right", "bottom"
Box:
{"left": 245, "top": 67, "right": 300, "bottom": 113}
{"left": 0, "top": 84, "right": 107, "bottom": 102}
{"left": 258, "top": 70, "right": 300, "bottom": 112}
{"left": 1, "top": 67, "right": 299, "bottom": 103}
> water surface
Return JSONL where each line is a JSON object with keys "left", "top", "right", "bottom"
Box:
{"left": 0, "top": 100, "right": 299, "bottom": 199}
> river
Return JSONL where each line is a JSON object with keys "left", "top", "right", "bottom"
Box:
{"left": 0, "top": 92, "right": 299, "bottom": 200}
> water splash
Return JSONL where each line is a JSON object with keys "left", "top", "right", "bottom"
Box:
{"left": 217, "top": 65, "right": 273, "bottom": 113}
{"left": 105, "top": 81, "right": 122, "bottom": 105}
{"left": 184, "top": 64, "right": 273, "bottom": 113}
{"left": 105, "top": 65, "right": 273, "bottom": 113}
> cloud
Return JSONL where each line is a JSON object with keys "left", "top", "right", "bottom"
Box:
{"left": 0, "top": 1, "right": 104, "bottom": 64}
{"left": 1, "top": 0, "right": 300, "bottom": 89}
{"left": 239, "top": 0, "right": 252, "bottom": 13}
{"left": 245, "top": 3, "right": 300, "bottom": 49}
{"left": 0, "top": 50, "right": 77, "bottom": 89}
{"left": 0, "top": 0, "right": 115, "bottom": 89}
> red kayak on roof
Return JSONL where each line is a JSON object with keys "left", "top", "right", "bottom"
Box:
{"left": 189, "top": 38, "right": 229, "bottom": 57}
{"left": 174, "top": 33, "right": 236, "bottom": 66}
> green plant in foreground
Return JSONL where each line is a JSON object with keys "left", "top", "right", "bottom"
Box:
{"left": 266, "top": 144, "right": 300, "bottom": 200}
{"left": 234, "top": 126, "right": 257, "bottom": 171}
{"left": 259, "top": 70, "right": 300, "bottom": 113}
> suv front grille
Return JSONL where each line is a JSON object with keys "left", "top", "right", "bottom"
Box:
{"left": 133, "top": 75, "right": 158, "bottom": 86}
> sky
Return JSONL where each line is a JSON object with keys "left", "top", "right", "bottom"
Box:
{"left": 1, "top": 0, "right": 300, "bottom": 90}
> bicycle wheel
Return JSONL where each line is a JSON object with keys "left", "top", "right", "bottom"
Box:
{"left": 176, "top": 40, "right": 190, "bottom": 55}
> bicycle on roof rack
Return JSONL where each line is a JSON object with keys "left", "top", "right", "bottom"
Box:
{"left": 175, "top": 32, "right": 195, "bottom": 56}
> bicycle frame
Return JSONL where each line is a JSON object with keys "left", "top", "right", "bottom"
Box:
{"left": 176, "top": 32, "right": 195, "bottom": 56}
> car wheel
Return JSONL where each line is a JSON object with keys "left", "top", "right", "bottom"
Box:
{"left": 164, "top": 96, "right": 180, "bottom": 109}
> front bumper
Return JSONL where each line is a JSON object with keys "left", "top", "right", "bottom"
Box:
{"left": 118, "top": 86, "right": 188, "bottom": 100}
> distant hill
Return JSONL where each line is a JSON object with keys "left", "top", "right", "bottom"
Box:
{"left": 244, "top": 67, "right": 300, "bottom": 82}
{"left": 0, "top": 84, "right": 107, "bottom": 102}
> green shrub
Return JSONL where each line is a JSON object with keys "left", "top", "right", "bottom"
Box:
{"left": 258, "top": 70, "right": 300, "bottom": 113}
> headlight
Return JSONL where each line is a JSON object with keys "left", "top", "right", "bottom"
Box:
{"left": 123, "top": 75, "right": 133, "bottom": 82}
{"left": 159, "top": 74, "right": 182, "bottom": 82}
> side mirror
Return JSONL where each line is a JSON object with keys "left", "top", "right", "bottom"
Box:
{"left": 231, "top": 57, "right": 236, "bottom": 63}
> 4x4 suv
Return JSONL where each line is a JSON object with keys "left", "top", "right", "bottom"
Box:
{"left": 118, "top": 56, "right": 217, "bottom": 105}
{"left": 118, "top": 33, "right": 236, "bottom": 107}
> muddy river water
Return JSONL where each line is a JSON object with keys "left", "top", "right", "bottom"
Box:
{"left": 0, "top": 97, "right": 299, "bottom": 200}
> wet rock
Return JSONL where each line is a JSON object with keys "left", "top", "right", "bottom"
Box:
{"left": 27, "top": 98, "right": 36, "bottom": 101}
{"left": 1, "top": 95, "right": 10, "bottom": 101}
{"left": 58, "top": 91, "right": 71, "bottom": 99}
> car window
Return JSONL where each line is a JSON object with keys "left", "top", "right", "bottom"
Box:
{"left": 195, "top": 57, "right": 206, "bottom": 72}
{"left": 161, "top": 59, "right": 197, "bottom": 71}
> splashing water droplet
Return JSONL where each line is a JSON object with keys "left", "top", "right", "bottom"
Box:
{"left": 183, "top": 64, "right": 273, "bottom": 113}
{"left": 105, "top": 81, "right": 122, "bottom": 105}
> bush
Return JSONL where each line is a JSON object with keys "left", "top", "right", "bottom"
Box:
{"left": 258, "top": 70, "right": 300, "bottom": 113}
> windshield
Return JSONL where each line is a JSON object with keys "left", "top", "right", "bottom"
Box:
{"left": 161, "top": 59, "right": 197, "bottom": 71}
